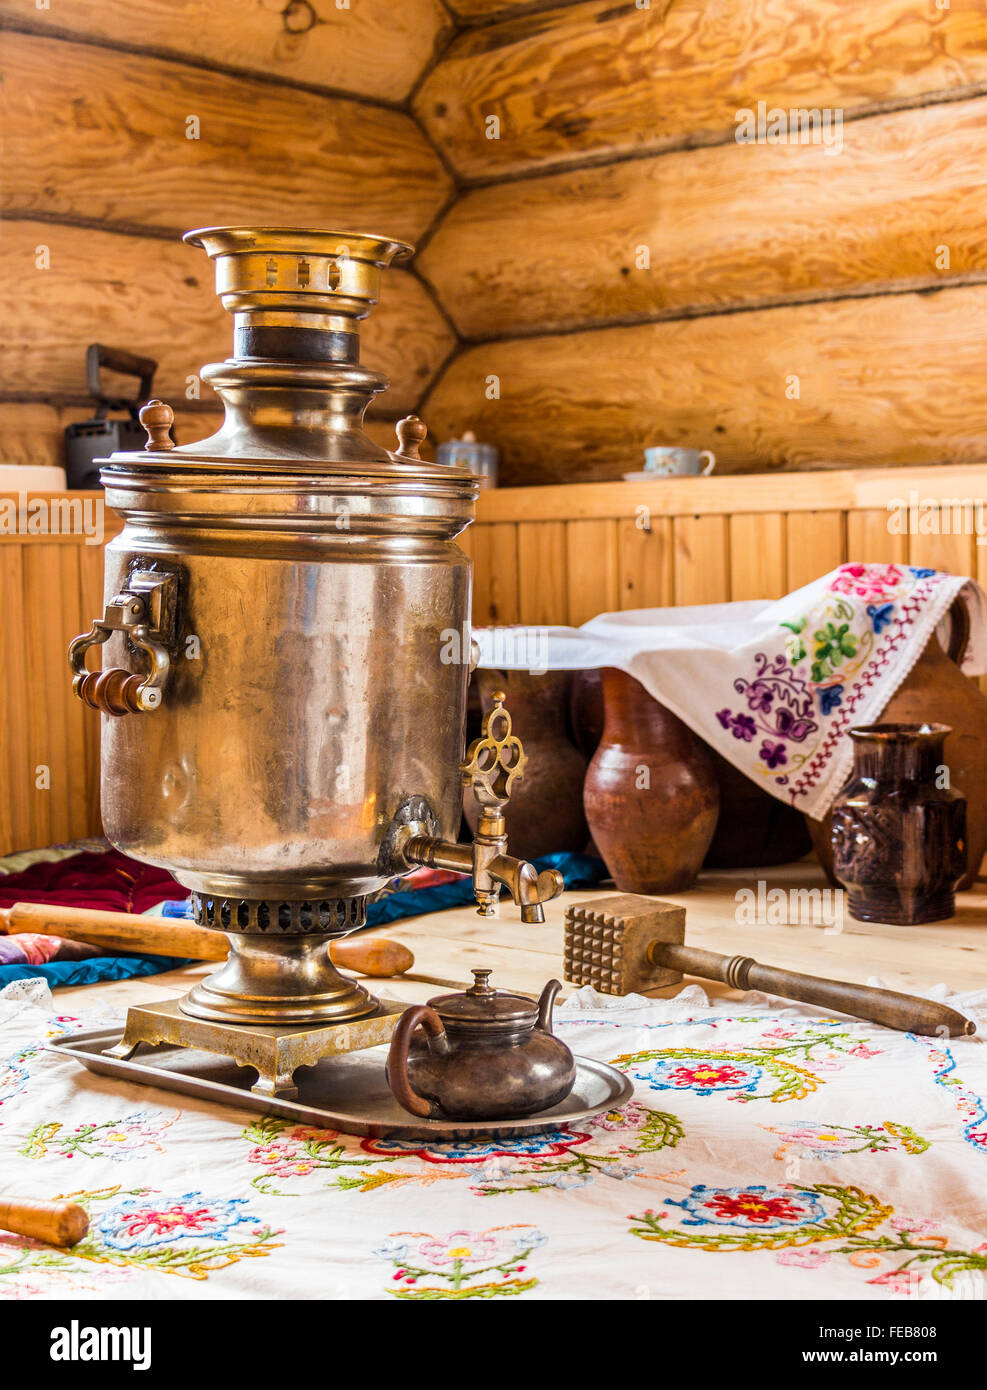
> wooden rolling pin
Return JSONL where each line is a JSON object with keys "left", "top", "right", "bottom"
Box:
{"left": 0, "top": 902, "right": 414, "bottom": 978}
{"left": 0, "top": 1197, "right": 89, "bottom": 1247}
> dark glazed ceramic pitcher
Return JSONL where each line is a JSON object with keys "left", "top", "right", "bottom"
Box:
{"left": 831, "top": 723, "right": 966, "bottom": 925}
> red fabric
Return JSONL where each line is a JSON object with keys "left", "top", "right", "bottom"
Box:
{"left": 0, "top": 848, "right": 190, "bottom": 915}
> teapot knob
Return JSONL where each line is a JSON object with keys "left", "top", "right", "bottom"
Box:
{"left": 537, "top": 979, "right": 562, "bottom": 1034}
{"left": 468, "top": 967, "right": 494, "bottom": 995}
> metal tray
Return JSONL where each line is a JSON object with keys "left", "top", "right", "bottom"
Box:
{"left": 50, "top": 1028, "right": 633, "bottom": 1141}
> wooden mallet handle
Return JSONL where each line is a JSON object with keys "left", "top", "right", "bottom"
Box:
{"left": 0, "top": 902, "right": 414, "bottom": 977}
{"left": 0, "top": 1197, "right": 89, "bottom": 1247}
{"left": 652, "top": 943, "right": 975, "bottom": 1038}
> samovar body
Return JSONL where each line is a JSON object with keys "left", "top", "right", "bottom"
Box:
{"left": 98, "top": 486, "right": 471, "bottom": 903}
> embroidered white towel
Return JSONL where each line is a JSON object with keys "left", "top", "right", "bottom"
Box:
{"left": 474, "top": 564, "right": 987, "bottom": 819}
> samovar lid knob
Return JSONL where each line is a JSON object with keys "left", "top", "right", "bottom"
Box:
{"left": 395, "top": 415, "right": 427, "bottom": 460}
{"left": 139, "top": 399, "right": 175, "bottom": 451}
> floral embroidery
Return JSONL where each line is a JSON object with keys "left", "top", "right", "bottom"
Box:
{"left": 0, "top": 1186, "right": 281, "bottom": 1289}
{"left": 241, "top": 1105, "right": 684, "bottom": 1198}
{"left": 715, "top": 565, "right": 952, "bottom": 795}
{"left": 909, "top": 1034, "right": 987, "bottom": 1152}
{"left": 613, "top": 1026, "right": 876, "bottom": 1105}
{"left": 670, "top": 1184, "right": 826, "bottom": 1228}
{"left": 20, "top": 1111, "right": 179, "bottom": 1161}
{"left": 763, "top": 1120, "right": 930, "bottom": 1161}
{"left": 629, "top": 1183, "right": 987, "bottom": 1295}
{"left": 375, "top": 1226, "right": 546, "bottom": 1300}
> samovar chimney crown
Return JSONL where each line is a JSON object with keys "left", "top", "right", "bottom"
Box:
{"left": 183, "top": 225, "right": 413, "bottom": 366}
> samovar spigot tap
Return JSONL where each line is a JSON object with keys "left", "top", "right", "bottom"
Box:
{"left": 401, "top": 690, "right": 564, "bottom": 923}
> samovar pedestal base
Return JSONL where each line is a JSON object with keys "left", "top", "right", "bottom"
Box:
{"left": 104, "top": 997, "right": 407, "bottom": 1099}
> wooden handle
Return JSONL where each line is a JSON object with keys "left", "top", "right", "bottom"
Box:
{"left": 652, "top": 942, "right": 975, "bottom": 1038}
{"left": 0, "top": 1197, "right": 89, "bottom": 1247}
{"left": 0, "top": 902, "right": 227, "bottom": 960}
{"left": 0, "top": 902, "right": 414, "bottom": 976}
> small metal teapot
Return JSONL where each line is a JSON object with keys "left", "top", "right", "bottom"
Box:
{"left": 386, "top": 968, "right": 576, "bottom": 1120}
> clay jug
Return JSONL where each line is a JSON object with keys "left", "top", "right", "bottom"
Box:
{"left": 465, "top": 669, "right": 589, "bottom": 860}
{"left": 808, "top": 598, "right": 987, "bottom": 891}
{"left": 583, "top": 668, "right": 719, "bottom": 892}
{"left": 704, "top": 747, "right": 813, "bottom": 868}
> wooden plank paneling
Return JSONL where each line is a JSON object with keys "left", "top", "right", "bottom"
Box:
{"left": 471, "top": 523, "right": 520, "bottom": 624}
{"left": 617, "top": 516, "right": 674, "bottom": 611}
{"left": 0, "top": 0, "right": 450, "bottom": 104}
{"left": 426, "top": 286, "right": 987, "bottom": 483}
{"left": 565, "top": 519, "right": 618, "bottom": 625}
{"left": 0, "top": 222, "right": 455, "bottom": 414}
{"left": 2, "top": 33, "right": 450, "bottom": 243}
{"left": 0, "top": 547, "right": 29, "bottom": 852}
{"left": 421, "top": 98, "right": 987, "bottom": 338}
{"left": 730, "top": 513, "right": 787, "bottom": 599}
{"left": 415, "top": 0, "right": 987, "bottom": 180}
{"left": 786, "top": 511, "right": 846, "bottom": 590}
{"left": 907, "top": 529, "right": 976, "bottom": 577}
{"left": 518, "top": 521, "right": 568, "bottom": 625}
{"left": 846, "top": 509, "right": 909, "bottom": 564}
{"left": 448, "top": 0, "right": 584, "bottom": 18}
{"left": 673, "top": 516, "right": 729, "bottom": 606}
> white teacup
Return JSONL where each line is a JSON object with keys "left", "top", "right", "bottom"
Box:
{"left": 643, "top": 446, "right": 716, "bottom": 477}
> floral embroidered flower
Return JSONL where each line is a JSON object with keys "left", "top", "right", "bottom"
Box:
{"left": 96, "top": 1193, "right": 255, "bottom": 1251}
{"left": 417, "top": 1231, "right": 503, "bottom": 1267}
{"left": 812, "top": 622, "right": 857, "bottom": 680}
{"left": 746, "top": 682, "right": 775, "bottom": 713}
{"left": 584, "top": 1102, "right": 651, "bottom": 1134}
{"left": 670, "top": 1184, "right": 826, "bottom": 1229}
{"left": 866, "top": 602, "right": 894, "bottom": 634}
{"left": 361, "top": 1131, "right": 591, "bottom": 1164}
{"left": 729, "top": 713, "right": 757, "bottom": 741}
{"left": 776, "top": 1247, "right": 831, "bottom": 1269}
{"left": 640, "top": 1059, "right": 762, "bottom": 1096}
{"left": 889, "top": 1216, "right": 940, "bottom": 1235}
{"left": 817, "top": 684, "right": 844, "bottom": 716}
{"left": 759, "top": 740, "right": 787, "bottom": 769}
{"left": 829, "top": 563, "right": 903, "bottom": 603}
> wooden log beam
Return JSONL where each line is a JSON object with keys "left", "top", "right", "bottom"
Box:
{"left": 425, "top": 285, "right": 987, "bottom": 484}
{"left": 415, "top": 0, "right": 987, "bottom": 180}
{"left": 0, "top": 222, "right": 455, "bottom": 414}
{"left": 421, "top": 97, "right": 987, "bottom": 338}
{"left": 0, "top": 0, "right": 451, "bottom": 104}
{"left": 1, "top": 32, "right": 451, "bottom": 244}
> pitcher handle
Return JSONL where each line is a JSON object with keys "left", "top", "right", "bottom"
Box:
{"left": 945, "top": 595, "right": 971, "bottom": 666}
{"left": 700, "top": 450, "right": 716, "bottom": 476}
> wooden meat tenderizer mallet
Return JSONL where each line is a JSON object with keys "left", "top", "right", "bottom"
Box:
{"left": 563, "top": 895, "right": 976, "bottom": 1038}
{"left": 0, "top": 1197, "right": 89, "bottom": 1247}
{"left": 0, "top": 902, "right": 414, "bottom": 978}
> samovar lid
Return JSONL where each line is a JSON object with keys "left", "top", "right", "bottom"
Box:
{"left": 98, "top": 226, "right": 477, "bottom": 498}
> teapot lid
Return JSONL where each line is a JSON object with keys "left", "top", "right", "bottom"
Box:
{"left": 428, "top": 968, "right": 538, "bottom": 1026}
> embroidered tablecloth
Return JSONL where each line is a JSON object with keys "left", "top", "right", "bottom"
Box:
{"left": 475, "top": 563, "right": 987, "bottom": 820}
{"left": 1, "top": 979, "right": 985, "bottom": 1301}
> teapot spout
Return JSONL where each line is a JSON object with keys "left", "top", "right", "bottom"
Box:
{"left": 537, "top": 979, "right": 562, "bottom": 1034}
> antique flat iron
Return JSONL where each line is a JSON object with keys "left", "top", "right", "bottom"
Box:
{"left": 66, "top": 226, "right": 565, "bottom": 1102}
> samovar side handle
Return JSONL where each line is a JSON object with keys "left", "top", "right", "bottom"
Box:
{"left": 69, "top": 571, "right": 178, "bottom": 717}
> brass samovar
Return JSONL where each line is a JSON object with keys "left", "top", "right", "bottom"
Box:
{"left": 68, "top": 227, "right": 562, "bottom": 1097}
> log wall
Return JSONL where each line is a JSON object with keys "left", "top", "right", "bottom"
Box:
{"left": 415, "top": 0, "right": 987, "bottom": 483}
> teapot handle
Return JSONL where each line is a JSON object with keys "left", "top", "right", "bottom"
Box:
{"left": 537, "top": 978, "right": 562, "bottom": 1034}
{"left": 386, "top": 1005, "right": 448, "bottom": 1118}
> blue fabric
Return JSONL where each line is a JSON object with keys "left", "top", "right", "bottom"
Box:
{"left": 160, "top": 852, "right": 609, "bottom": 926}
{"left": 0, "top": 955, "right": 189, "bottom": 990}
